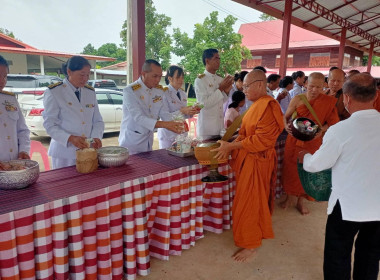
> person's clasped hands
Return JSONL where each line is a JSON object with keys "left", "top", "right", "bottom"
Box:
{"left": 219, "top": 75, "right": 234, "bottom": 94}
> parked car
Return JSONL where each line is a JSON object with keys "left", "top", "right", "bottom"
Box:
{"left": 19, "top": 89, "right": 123, "bottom": 137}
{"left": 4, "top": 74, "right": 63, "bottom": 102}
{"left": 87, "top": 79, "right": 122, "bottom": 91}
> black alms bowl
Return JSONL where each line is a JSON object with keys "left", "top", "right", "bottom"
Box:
{"left": 290, "top": 117, "right": 319, "bottom": 141}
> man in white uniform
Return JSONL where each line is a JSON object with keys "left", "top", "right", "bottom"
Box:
{"left": 0, "top": 55, "right": 30, "bottom": 162}
{"left": 301, "top": 73, "right": 380, "bottom": 280}
{"left": 119, "top": 59, "right": 182, "bottom": 155}
{"left": 194, "top": 49, "right": 234, "bottom": 139}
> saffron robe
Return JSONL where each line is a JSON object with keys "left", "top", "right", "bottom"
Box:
{"left": 282, "top": 94, "right": 339, "bottom": 197}
{"left": 230, "top": 95, "right": 284, "bottom": 249}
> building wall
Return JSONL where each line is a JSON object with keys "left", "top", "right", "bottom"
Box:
{"left": 0, "top": 52, "right": 27, "bottom": 73}
{"left": 243, "top": 46, "right": 364, "bottom": 70}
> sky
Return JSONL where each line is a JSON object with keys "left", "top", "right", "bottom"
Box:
{"left": 1, "top": 0, "right": 262, "bottom": 63}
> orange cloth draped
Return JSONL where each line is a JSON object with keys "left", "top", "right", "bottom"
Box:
{"left": 282, "top": 94, "right": 339, "bottom": 197}
{"left": 230, "top": 95, "right": 284, "bottom": 249}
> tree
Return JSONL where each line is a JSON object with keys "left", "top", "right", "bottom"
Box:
{"left": 259, "top": 13, "right": 276, "bottom": 21}
{"left": 0, "top": 28, "right": 16, "bottom": 39}
{"left": 81, "top": 43, "right": 126, "bottom": 68}
{"left": 172, "top": 11, "right": 252, "bottom": 84}
{"left": 82, "top": 43, "right": 97, "bottom": 56}
{"left": 120, "top": 0, "right": 172, "bottom": 70}
{"left": 362, "top": 55, "right": 380, "bottom": 66}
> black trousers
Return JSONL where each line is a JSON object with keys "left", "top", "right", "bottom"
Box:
{"left": 324, "top": 201, "right": 380, "bottom": 280}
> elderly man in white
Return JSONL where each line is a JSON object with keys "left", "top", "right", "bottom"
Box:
{"left": 300, "top": 73, "right": 380, "bottom": 280}
{"left": 119, "top": 59, "right": 182, "bottom": 155}
{"left": 194, "top": 48, "right": 234, "bottom": 139}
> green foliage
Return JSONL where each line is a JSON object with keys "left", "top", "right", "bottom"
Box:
{"left": 120, "top": 0, "right": 172, "bottom": 70}
{"left": 81, "top": 43, "right": 126, "bottom": 68}
{"left": 82, "top": 43, "right": 97, "bottom": 56}
{"left": 362, "top": 55, "right": 380, "bottom": 66}
{"left": 0, "top": 28, "right": 16, "bottom": 39}
{"left": 259, "top": 13, "right": 276, "bottom": 21}
{"left": 172, "top": 11, "right": 251, "bottom": 84}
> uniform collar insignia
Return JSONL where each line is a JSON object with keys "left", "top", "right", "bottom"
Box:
{"left": 132, "top": 83, "right": 142, "bottom": 91}
{"left": 3, "top": 100, "right": 18, "bottom": 111}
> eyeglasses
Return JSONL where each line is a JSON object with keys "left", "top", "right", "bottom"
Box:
{"left": 242, "top": 80, "right": 263, "bottom": 90}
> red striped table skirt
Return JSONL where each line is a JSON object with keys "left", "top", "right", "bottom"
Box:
{"left": 0, "top": 163, "right": 235, "bottom": 280}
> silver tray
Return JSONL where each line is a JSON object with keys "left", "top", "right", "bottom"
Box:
{"left": 167, "top": 149, "right": 194, "bottom": 157}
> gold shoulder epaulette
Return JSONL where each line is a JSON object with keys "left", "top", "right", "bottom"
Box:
{"left": 180, "top": 87, "right": 185, "bottom": 91}
{"left": 84, "top": 84, "right": 95, "bottom": 91}
{"left": 198, "top": 74, "right": 205, "bottom": 79}
{"left": 163, "top": 86, "right": 169, "bottom": 92}
{"left": 0, "top": 90, "right": 15, "bottom": 96}
{"left": 132, "top": 83, "right": 141, "bottom": 91}
{"left": 48, "top": 81, "right": 63, "bottom": 89}
{"left": 156, "top": 85, "right": 164, "bottom": 90}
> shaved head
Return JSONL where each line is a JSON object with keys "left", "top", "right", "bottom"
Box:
{"left": 328, "top": 68, "right": 345, "bottom": 80}
{"left": 246, "top": 69, "right": 266, "bottom": 83}
{"left": 243, "top": 69, "right": 267, "bottom": 101}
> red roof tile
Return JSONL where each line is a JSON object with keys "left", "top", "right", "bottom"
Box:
{"left": 239, "top": 20, "right": 339, "bottom": 50}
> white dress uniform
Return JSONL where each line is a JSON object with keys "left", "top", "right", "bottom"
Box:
{"left": 157, "top": 84, "right": 189, "bottom": 149}
{"left": 194, "top": 70, "right": 228, "bottom": 139}
{"left": 42, "top": 79, "right": 104, "bottom": 169}
{"left": 118, "top": 77, "right": 173, "bottom": 155}
{"left": 0, "top": 91, "right": 30, "bottom": 161}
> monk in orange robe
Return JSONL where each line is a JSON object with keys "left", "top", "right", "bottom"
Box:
{"left": 212, "top": 70, "right": 284, "bottom": 262}
{"left": 281, "top": 72, "right": 339, "bottom": 215}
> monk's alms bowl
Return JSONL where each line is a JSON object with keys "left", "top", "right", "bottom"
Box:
{"left": 0, "top": 160, "right": 40, "bottom": 190}
{"left": 290, "top": 117, "right": 319, "bottom": 142}
{"left": 194, "top": 142, "right": 229, "bottom": 183}
{"left": 194, "top": 142, "right": 228, "bottom": 165}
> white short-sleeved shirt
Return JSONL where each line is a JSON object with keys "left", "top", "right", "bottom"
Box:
{"left": 303, "top": 109, "right": 380, "bottom": 222}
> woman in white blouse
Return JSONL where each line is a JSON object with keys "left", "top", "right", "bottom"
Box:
{"left": 275, "top": 76, "right": 293, "bottom": 113}
{"left": 158, "top": 65, "right": 198, "bottom": 149}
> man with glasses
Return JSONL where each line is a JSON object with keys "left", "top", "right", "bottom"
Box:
{"left": 212, "top": 69, "right": 284, "bottom": 262}
{"left": 194, "top": 49, "right": 234, "bottom": 139}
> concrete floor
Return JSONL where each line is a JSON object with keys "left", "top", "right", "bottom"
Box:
{"left": 139, "top": 200, "right": 328, "bottom": 280}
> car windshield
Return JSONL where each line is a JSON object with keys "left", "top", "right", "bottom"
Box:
{"left": 6, "top": 77, "right": 37, "bottom": 88}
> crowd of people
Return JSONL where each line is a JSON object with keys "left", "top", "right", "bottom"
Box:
{"left": 1, "top": 49, "right": 379, "bottom": 279}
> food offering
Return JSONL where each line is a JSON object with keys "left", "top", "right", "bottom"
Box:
{"left": 172, "top": 112, "right": 189, "bottom": 133}
{"left": 76, "top": 147, "right": 98, "bottom": 173}
{"left": 167, "top": 136, "right": 200, "bottom": 157}
{"left": 192, "top": 102, "right": 204, "bottom": 113}
{"left": 0, "top": 159, "right": 40, "bottom": 190}
{"left": 290, "top": 117, "right": 319, "bottom": 141}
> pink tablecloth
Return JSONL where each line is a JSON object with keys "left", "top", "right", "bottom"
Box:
{"left": 0, "top": 150, "right": 235, "bottom": 280}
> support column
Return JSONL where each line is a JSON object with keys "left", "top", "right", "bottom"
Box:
{"left": 127, "top": 0, "right": 133, "bottom": 84}
{"left": 40, "top": 55, "right": 45, "bottom": 75}
{"left": 94, "top": 62, "right": 97, "bottom": 80}
{"left": 337, "top": 27, "right": 346, "bottom": 69}
{"left": 367, "top": 42, "right": 374, "bottom": 73}
{"left": 131, "top": 0, "right": 145, "bottom": 81}
{"left": 279, "top": 0, "right": 292, "bottom": 77}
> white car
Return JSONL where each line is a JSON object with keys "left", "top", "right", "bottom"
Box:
{"left": 5, "top": 74, "right": 63, "bottom": 103}
{"left": 19, "top": 89, "right": 123, "bottom": 137}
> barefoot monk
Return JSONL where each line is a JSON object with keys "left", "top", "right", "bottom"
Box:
{"left": 281, "top": 72, "right": 339, "bottom": 215}
{"left": 212, "top": 69, "right": 284, "bottom": 262}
